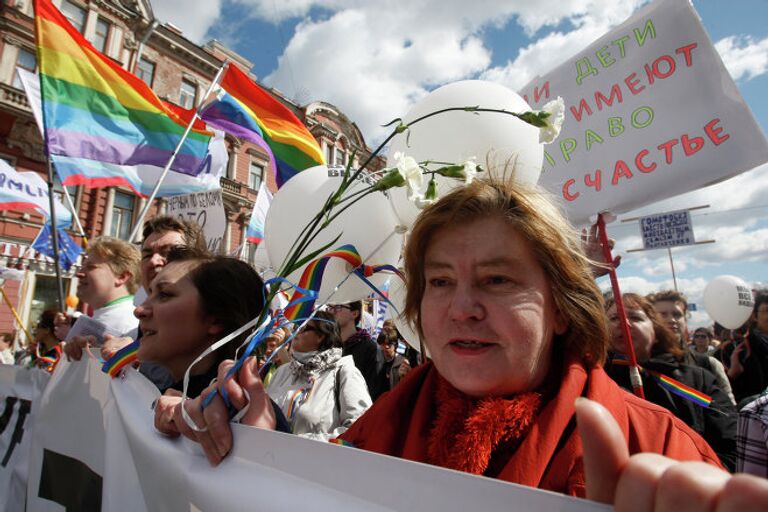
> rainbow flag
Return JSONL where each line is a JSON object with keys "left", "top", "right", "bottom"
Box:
{"left": 246, "top": 180, "right": 272, "bottom": 244}
{"left": 200, "top": 64, "right": 324, "bottom": 188}
{"left": 33, "top": 0, "right": 212, "bottom": 185}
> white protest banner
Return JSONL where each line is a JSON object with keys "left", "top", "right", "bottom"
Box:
{"left": 110, "top": 367, "right": 606, "bottom": 512}
{"left": 25, "top": 359, "right": 110, "bottom": 511}
{"left": 12, "top": 357, "right": 606, "bottom": 511}
{"left": 0, "top": 365, "right": 49, "bottom": 512}
{"left": 0, "top": 160, "right": 72, "bottom": 227}
{"left": 639, "top": 209, "right": 695, "bottom": 249}
{"left": 166, "top": 189, "right": 226, "bottom": 254}
{"left": 519, "top": 0, "right": 768, "bottom": 225}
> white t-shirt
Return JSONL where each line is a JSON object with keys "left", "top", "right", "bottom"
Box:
{"left": 93, "top": 295, "right": 139, "bottom": 339}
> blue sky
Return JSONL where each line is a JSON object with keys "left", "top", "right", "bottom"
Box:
{"left": 153, "top": 0, "right": 768, "bottom": 328}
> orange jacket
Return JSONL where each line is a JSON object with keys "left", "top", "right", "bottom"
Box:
{"left": 340, "top": 359, "right": 723, "bottom": 497}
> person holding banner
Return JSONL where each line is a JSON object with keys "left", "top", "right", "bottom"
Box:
{"left": 168, "top": 179, "right": 768, "bottom": 509}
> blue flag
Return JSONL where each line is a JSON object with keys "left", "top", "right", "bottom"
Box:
{"left": 32, "top": 223, "right": 82, "bottom": 271}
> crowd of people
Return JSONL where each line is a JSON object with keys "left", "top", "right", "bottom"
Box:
{"left": 1, "top": 179, "right": 768, "bottom": 509}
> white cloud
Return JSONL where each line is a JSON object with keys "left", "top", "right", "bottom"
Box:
{"left": 151, "top": 0, "right": 223, "bottom": 42}
{"left": 715, "top": 35, "right": 768, "bottom": 82}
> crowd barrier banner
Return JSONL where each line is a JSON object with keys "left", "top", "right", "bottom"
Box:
{"left": 0, "top": 365, "right": 49, "bottom": 511}
{"left": 519, "top": 0, "right": 768, "bottom": 225}
{"left": 4, "top": 358, "right": 607, "bottom": 511}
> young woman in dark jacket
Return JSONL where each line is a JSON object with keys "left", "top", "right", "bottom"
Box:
{"left": 605, "top": 293, "right": 737, "bottom": 471}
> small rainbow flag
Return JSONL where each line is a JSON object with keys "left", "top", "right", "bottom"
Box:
{"left": 283, "top": 244, "right": 363, "bottom": 321}
{"left": 34, "top": 0, "right": 212, "bottom": 188}
{"left": 200, "top": 64, "right": 324, "bottom": 188}
{"left": 102, "top": 339, "right": 139, "bottom": 378}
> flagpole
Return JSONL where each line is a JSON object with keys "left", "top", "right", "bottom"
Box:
{"left": 128, "top": 61, "right": 229, "bottom": 242}
{"left": 61, "top": 185, "right": 88, "bottom": 247}
{"left": 46, "top": 158, "right": 65, "bottom": 311}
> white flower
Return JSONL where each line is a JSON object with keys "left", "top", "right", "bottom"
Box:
{"left": 413, "top": 195, "right": 434, "bottom": 209}
{"left": 393, "top": 151, "right": 424, "bottom": 201}
{"left": 463, "top": 157, "right": 477, "bottom": 184}
{"left": 538, "top": 96, "right": 565, "bottom": 144}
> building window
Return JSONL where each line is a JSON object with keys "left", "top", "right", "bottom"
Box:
{"left": 248, "top": 161, "right": 264, "bottom": 190}
{"left": 179, "top": 79, "right": 197, "bottom": 109}
{"left": 336, "top": 148, "right": 347, "bottom": 167}
{"left": 136, "top": 57, "right": 155, "bottom": 87}
{"left": 325, "top": 144, "right": 334, "bottom": 165}
{"left": 60, "top": 0, "right": 87, "bottom": 33}
{"left": 110, "top": 191, "right": 135, "bottom": 241}
{"left": 91, "top": 17, "right": 110, "bottom": 53}
{"left": 11, "top": 47, "right": 36, "bottom": 89}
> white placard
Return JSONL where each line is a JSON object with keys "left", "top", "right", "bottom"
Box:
{"left": 165, "top": 189, "right": 226, "bottom": 254}
{"left": 9, "top": 358, "right": 607, "bottom": 511}
{"left": 639, "top": 209, "right": 695, "bottom": 249}
{"left": 519, "top": 0, "right": 768, "bottom": 225}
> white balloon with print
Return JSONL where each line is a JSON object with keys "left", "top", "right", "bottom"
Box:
{"left": 703, "top": 275, "right": 754, "bottom": 329}
{"left": 264, "top": 166, "right": 403, "bottom": 304}
{"left": 387, "top": 80, "right": 544, "bottom": 228}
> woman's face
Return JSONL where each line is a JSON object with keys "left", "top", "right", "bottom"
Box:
{"left": 607, "top": 304, "right": 656, "bottom": 361}
{"left": 134, "top": 261, "right": 220, "bottom": 379}
{"left": 692, "top": 330, "right": 710, "bottom": 351}
{"left": 419, "top": 217, "right": 567, "bottom": 397}
{"left": 292, "top": 322, "right": 324, "bottom": 353}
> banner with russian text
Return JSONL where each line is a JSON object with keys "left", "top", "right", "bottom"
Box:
{"left": 2, "top": 360, "right": 605, "bottom": 511}
{"left": 519, "top": 0, "right": 768, "bottom": 225}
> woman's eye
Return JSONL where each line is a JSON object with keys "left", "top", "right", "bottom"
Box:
{"left": 427, "top": 278, "right": 449, "bottom": 287}
{"left": 485, "top": 275, "right": 511, "bottom": 285}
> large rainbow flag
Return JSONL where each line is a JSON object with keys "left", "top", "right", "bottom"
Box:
{"left": 200, "top": 64, "right": 324, "bottom": 188}
{"left": 33, "top": 0, "right": 212, "bottom": 189}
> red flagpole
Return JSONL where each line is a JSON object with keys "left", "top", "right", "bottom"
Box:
{"left": 597, "top": 213, "right": 645, "bottom": 399}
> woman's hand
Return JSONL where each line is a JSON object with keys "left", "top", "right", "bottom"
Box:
{"left": 169, "top": 357, "right": 276, "bottom": 466}
{"left": 101, "top": 335, "right": 133, "bottom": 360}
{"left": 63, "top": 335, "right": 95, "bottom": 361}
{"left": 576, "top": 397, "right": 768, "bottom": 511}
{"left": 582, "top": 224, "right": 621, "bottom": 278}
{"left": 153, "top": 389, "right": 183, "bottom": 437}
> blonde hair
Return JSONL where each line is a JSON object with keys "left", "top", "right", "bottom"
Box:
{"left": 86, "top": 237, "right": 141, "bottom": 294}
{"left": 403, "top": 178, "right": 609, "bottom": 366}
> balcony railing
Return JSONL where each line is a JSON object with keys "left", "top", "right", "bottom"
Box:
{"left": 0, "top": 82, "right": 31, "bottom": 111}
{"left": 220, "top": 176, "right": 243, "bottom": 195}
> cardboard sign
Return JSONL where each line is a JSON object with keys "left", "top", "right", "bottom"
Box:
{"left": 519, "top": 0, "right": 768, "bottom": 225}
{"left": 165, "top": 189, "right": 226, "bottom": 254}
{"left": 640, "top": 209, "right": 695, "bottom": 249}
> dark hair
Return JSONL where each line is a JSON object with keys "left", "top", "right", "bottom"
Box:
{"left": 310, "top": 310, "right": 342, "bottom": 351}
{"left": 693, "top": 327, "right": 712, "bottom": 340}
{"left": 605, "top": 293, "right": 685, "bottom": 361}
{"left": 166, "top": 247, "right": 265, "bottom": 361}
{"left": 346, "top": 300, "right": 363, "bottom": 327}
{"left": 142, "top": 215, "right": 207, "bottom": 253}
{"left": 753, "top": 291, "right": 768, "bottom": 316}
{"left": 377, "top": 325, "right": 399, "bottom": 346}
{"left": 38, "top": 309, "right": 58, "bottom": 331}
{"left": 647, "top": 289, "right": 689, "bottom": 315}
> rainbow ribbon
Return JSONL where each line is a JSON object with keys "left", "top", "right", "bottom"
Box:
{"left": 611, "top": 358, "right": 712, "bottom": 408}
{"left": 329, "top": 438, "right": 355, "bottom": 447}
{"left": 283, "top": 244, "right": 402, "bottom": 321}
{"left": 102, "top": 339, "right": 139, "bottom": 378}
{"left": 286, "top": 378, "right": 315, "bottom": 421}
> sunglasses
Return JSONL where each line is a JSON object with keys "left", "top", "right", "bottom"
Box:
{"left": 693, "top": 334, "right": 709, "bottom": 339}
{"left": 328, "top": 304, "right": 352, "bottom": 312}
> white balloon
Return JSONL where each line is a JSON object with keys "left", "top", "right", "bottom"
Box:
{"left": 387, "top": 276, "right": 423, "bottom": 353}
{"left": 264, "top": 166, "right": 404, "bottom": 304}
{"left": 703, "top": 275, "right": 754, "bottom": 329}
{"left": 387, "top": 80, "right": 544, "bottom": 227}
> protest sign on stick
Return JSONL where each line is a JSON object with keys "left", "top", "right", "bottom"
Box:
{"left": 519, "top": 0, "right": 768, "bottom": 225}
